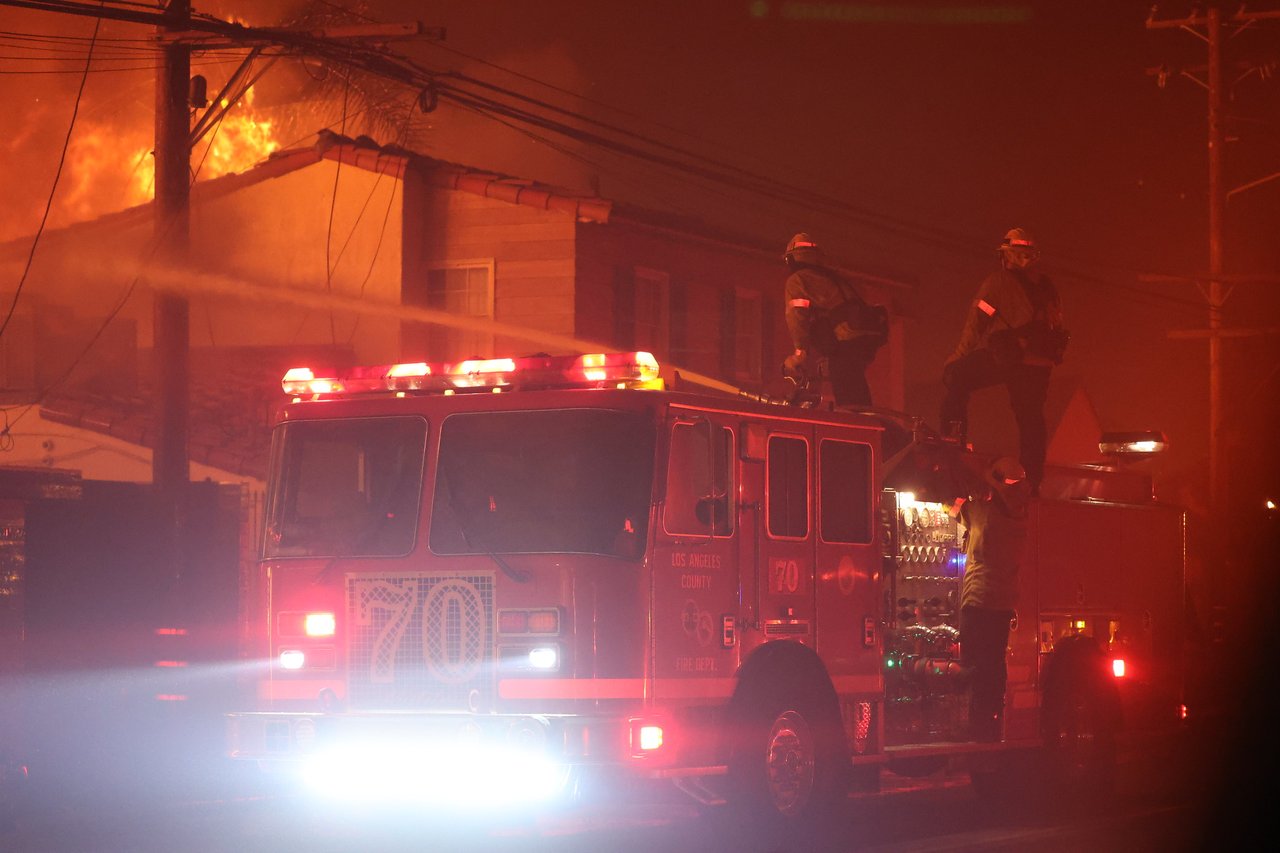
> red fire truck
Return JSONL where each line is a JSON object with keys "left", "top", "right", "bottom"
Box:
{"left": 226, "top": 350, "right": 1185, "bottom": 827}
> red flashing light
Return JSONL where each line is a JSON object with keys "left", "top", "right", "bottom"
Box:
{"left": 305, "top": 612, "right": 336, "bottom": 637}
{"left": 387, "top": 362, "right": 430, "bottom": 378}
{"left": 277, "top": 611, "right": 336, "bottom": 638}
{"left": 457, "top": 357, "right": 517, "bottom": 377}
{"left": 1111, "top": 658, "right": 1126, "bottom": 678}
{"left": 282, "top": 367, "right": 345, "bottom": 397}
{"left": 638, "top": 725, "right": 664, "bottom": 751}
{"left": 628, "top": 717, "right": 672, "bottom": 761}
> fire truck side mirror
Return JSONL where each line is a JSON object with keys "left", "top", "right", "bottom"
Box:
{"left": 695, "top": 492, "right": 732, "bottom": 536}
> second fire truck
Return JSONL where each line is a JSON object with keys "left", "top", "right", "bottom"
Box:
{"left": 226, "top": 350, "right": 1185, "bottom": 828}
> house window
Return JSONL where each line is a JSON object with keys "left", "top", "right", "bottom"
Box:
{"left": 633, "top": 268, "right": 670, "bottom": 357}
{"left": 733, "top": 288, "right": 762, "bottom": 380}
{"left": 403, "top": 260, "right": 493, "bottom": 361}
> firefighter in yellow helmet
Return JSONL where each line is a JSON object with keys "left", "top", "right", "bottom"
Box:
{"left": 957, "top": 455, "right": 1031, "bottom": 741}
{"left": 940, "top": 227, "right": 1068, "bottom": 495}
{"left": 781, "top": 232, "right": 888, "bottom": 408}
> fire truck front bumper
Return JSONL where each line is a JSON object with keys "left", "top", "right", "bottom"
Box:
{"left": 226, "top": 710, "right": 626, "bottom": 805}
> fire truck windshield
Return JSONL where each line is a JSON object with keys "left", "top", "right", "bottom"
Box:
{"left": 264, "top": 416, "right": 428, "bottom": 558}
{"left": 429, "top": 409, "right": 655, "bottom": 559}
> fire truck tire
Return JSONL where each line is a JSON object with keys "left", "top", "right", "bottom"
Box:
{"left": 724, "top": 664, "right": 849, "bottom": 841}
{"left": 1040, "top": 640, "right": 1120, "bottom": 802}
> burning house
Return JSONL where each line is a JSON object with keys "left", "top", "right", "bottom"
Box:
{"left": 0, "top": 129, "right": 914, "bottom": 486}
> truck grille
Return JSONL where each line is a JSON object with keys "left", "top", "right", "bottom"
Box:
{"left": 346, "top": 572, "right": 494, "bottom": 710}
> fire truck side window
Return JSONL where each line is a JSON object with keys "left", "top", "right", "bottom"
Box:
{"left": 265, "top": 417, "right": 427, "bottom": 558}
{"left": 664, "top": 421, "right": 734, "bottom": 537}
{"left": 819, "top": 439, "right": 873, "bottom": 544}
{"left": 768, "top": 435, "right": 809, "bottom": 538}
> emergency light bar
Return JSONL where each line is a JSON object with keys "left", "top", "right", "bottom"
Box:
{"left": 282, "top": 351, "right": 663, "bottom": 398}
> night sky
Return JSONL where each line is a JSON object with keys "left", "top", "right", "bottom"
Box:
{"left": 2, "top": 0, "right": 1278, "bottom": 510}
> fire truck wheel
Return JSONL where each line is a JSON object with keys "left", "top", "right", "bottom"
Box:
{"left": 725, "top": 675, "right": 848, "bottom": 839}
{"left": 1041, "top": 649, "right": 1119, "bottom": 802}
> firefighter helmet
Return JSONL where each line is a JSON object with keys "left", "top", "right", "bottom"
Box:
{"left": 785, "top": 232, "right": 823, "bottom": 265}
{"left": 999, "top": 227, "right": 1039, "bottom": 268}
{"left": 985, "top": 456, "right": 1028, "bottom": 493}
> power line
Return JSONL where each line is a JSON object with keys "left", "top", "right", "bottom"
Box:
{"left": 4, "top": 1, "right": 1219, "bottom": 323}
{"left": 0, "top": 0, "right": 103, "bottom": 344}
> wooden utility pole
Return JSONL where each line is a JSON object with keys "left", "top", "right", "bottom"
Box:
{"left": 1145, "top": 6, "right": 1226, "bottom": 510}
{"left": 1146, "top": 4, "right": 1280, "bottom": 513}
{"left": 1206, "top": 5, "right": 1225, "bottom": 513}
{"left": 153, "top": 0, "right": 191, "bottom": 502}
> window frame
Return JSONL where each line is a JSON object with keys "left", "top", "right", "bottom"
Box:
{"left": 632, "top": 266, "right": 671, "bottom": 358}
{"left": 765, "top": 432, "right": 811, "bottom": 541}
{"left": 732, "top": 286, "right": 763, "bottom": 382}
{"left": 817, "top": 438, "right": 875, "bottom": 545}
{"left": 420, "top": 257, "right": 495, "bottom": 360}
{"left": 263, "top": 415, "right": 429, "bottom": 560}
{"left": 661, "top": 418, "right": 736, "bottom": 539}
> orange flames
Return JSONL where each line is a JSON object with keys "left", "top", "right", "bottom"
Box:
{"left": 61, "top": 87, "right": 281, "bottom": 225}
{"left": 131, "top": 87, "right": 281, "bottom": 202}
{"left": 60, "top": 125, "right": 154, "bottom": 222}
{"left": 194, "top": 106, "right": 280, "bottom": 181}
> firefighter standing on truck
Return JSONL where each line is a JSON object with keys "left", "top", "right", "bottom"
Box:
{"left": 957, "top": 456, "right": 1031, "bottom": 742}
{"left": 782, "top": 232, "right": 887, "bottom": 409}
{"left": 939, "top": 227, "right": 1067, "bottom": 495}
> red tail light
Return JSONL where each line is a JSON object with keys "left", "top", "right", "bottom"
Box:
{"left": 628, "top": 716, "right": 673, "bottom": 762}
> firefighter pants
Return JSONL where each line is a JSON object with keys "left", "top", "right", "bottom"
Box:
{"left": 828, "top": 337, "right": 880, "bottom": 408}
{"left": 960, "top": 604, "right": 1013, "bottom": 742}
{"left": 940, "top": 350, "right": 1051, "bottom": 493}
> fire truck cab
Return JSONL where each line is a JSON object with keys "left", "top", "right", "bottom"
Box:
{"left": 226, "top": 351, "right": 1185, "bottom": 825}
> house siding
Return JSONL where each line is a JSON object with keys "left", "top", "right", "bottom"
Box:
{"left": 0, "top": 160, "right": 405, "bottom": 365}
{"left": 402, "top": 172, "right": 578, "bottom": 360}
{"left": 574, "top": 221, "right": 792, "bottom": 390}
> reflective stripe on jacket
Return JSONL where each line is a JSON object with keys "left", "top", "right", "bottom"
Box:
{"left": 785, "top": 266, "right": 873, "bottom": 352}
{"left": 947, "top": 268, "right": 1063, "bottom": 366}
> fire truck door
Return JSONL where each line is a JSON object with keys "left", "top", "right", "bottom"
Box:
{"left": 812, "top": 427, "right": 882, "bottom": 688}
{"left": 652, "top": 415, "right": 740, "bottom": 692}
{"left": 752, "top": 427, "right": 816, "bottom": 647}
